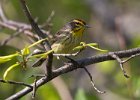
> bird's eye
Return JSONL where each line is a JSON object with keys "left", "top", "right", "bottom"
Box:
{"left": 75, "top": 23, "right": 81, "bottom": 27}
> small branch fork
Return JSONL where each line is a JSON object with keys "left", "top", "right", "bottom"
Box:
{"left": 83, "top": 67, "right": 105, "bottom": 94}
{"left": 64, "top": 55, "right": 105, "bottom": 94}
{"left": 109, "top": 52, "right": 140, "bottom": 78}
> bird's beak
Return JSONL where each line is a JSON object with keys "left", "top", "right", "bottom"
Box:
{"left": 85, "top": 25, "right": 91, "bottom": 28}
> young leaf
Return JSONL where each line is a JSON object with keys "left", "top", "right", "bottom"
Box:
{"left": 28, "top": 38, "right": 48, "bottom": 48}
{"left": 21, "top": 46, "right": 30, "bottom": 55}
{"left": 73, "top": 46, "right": 84, "bottom": 51}
{"left": 3, "top": 63, "right": 20, "bottom": 81}
{"left": 75, "top": 88, "right": 87, "bottom": 100}
{"left": 29, "top": 49, "right": 54, "bottom": 59}
{"left": 0, "top": 58, "right": 11, "bottom": 64}
{"left": 73, "top": 42, "right": 87, "bottom": 51}
{"left": 87, "top": 43, "right": 98, "bottom": 47}
{"left": 87, "top": 44, "right": 108, "bottom": 52}
{"left": 20, "top": 38, "right": 48, "bottom": 56}
{"left": 0, "top": 53, "right": 19, "bottom": 64}
{"left": 80, "top": 42, "right": 86, "bottom": 46}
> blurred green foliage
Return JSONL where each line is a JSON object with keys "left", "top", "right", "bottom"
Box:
{"left": 1, "top": 0, "right": 140, "bottom": 100}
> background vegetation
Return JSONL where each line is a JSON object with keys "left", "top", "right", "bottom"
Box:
{"left": 0, "top": 0, "right": 140, "bottom": 100}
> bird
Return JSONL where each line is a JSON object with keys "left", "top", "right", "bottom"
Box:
{"left": 32, "top": 19, "right": 89, "bottom": 67}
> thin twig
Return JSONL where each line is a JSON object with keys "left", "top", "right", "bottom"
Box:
{"left": 1, "top": 31, "right": 21, "bottom": 46}
{"left": 0, "top": 2, "right": 7, "bottom": 22}
{"left": 40, "top": 11, "right": 55, "bottom": 28}
{"left": 40, "top": 11, "right": 55, "bottom": 39}
{"left": 53, "top": 49, "right": 83, "bottom": 57}
{"left": 64, "top": 55, "right": 105, "bottom": 93}
{"left": 83, "top": 67, "right": 105, "bottom": 94}
{"left": 122, "top": 53, "right": 140, "bottom": 63}
{"left": 109, "top": 52, "right": 129, "bottom": 78}
{"left": 0, "top": 79, "right": 32, "bottom": 88}
{"left": 0, "top": 20, "right": 36, "bottom": 37}
{"left": 20, "top": 0, "right": 47, "bottom": 41}
{"left": 29, "top": 74, "right": 45, "bottom": 78}
{"left": 53, "top": 52, "right": 80, "bottom": 57}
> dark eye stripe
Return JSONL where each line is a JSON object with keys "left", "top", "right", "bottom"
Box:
{"left": 75, "top": 22, "right": 81, "bottom": 25}
{"left": 73, "top": 19, "right": 86, "bottom": 26}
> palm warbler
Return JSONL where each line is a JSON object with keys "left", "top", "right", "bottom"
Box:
{"left": 32, "top": 19, "right": 89, "bottom": 67}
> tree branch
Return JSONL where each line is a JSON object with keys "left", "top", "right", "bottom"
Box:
{"left": 19, "top": 0, "right": 53, "bottom": 78}
{"left": 6, "top": 47, "right": 140, "bottom": 100}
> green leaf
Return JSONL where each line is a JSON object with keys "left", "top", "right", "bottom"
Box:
{"left": 87, "top": 44, "right": 108, "bottom": 52}
{"left": 20, "top": 38, "right": 49, "bottom": 56}
{"left": 73, "top": 42, "right": 86, "bottom": 51}
{"left": 73, "top": 42, "right": 108, "bottom": 52}
{"left": 0, "top": 53, "right": 19, "bottom": 64}
{"left": 37, "top": 83, "right": 61, "bottom": 100}
{"left": 80, "top": 42, "right": 86, "bottom": 45}
{"left": 87, "top": 43, "right": 98, "bottom": 47}
{"left": 28, "top": 38, "right": 48, "bottom": 48}
{"left": 3, "top": 63, "right": 20, "bottom": 81}
{"left": 75, "top": 88, "right": 87, "bottom": 100}
{"left": 29, "top": 49, "right": 54, "bottom": 59}
{"left": 0, "top": 58, "right": 11, "bottom": 64}
{"left": 21, "top": 46, "right": 30, "bottom": 55}
{"left": 132, "top": 77, "right": 140, "bottom": 98}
